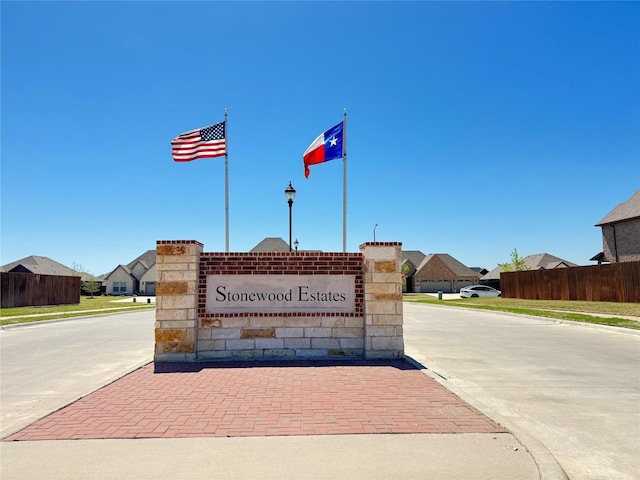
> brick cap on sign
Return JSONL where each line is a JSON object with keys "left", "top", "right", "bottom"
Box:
{"left": 157, "top": 240, "right": 204, "bottom": 247}
{"left": 201, "top": 251, "right": 362, "bottom": 257}
{"left": 359, "top": 242, "right": 402, "bottom": 248}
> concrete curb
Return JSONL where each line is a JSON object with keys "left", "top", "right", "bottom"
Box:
{"left": 409, "top": 300, "right": 640, "bottom": 336}
{"left": 405, "top": 355, "right": 569, "bottom": 480}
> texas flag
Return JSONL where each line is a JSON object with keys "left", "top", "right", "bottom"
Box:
{"left": 303, "top": 121, "right": 344, "bottom": 178}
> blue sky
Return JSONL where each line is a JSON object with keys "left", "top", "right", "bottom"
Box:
{"left": 2, "top": 1, "right": 639, "bottom": 276}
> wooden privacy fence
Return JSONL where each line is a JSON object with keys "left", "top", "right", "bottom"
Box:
{"left": 1, "top": 272, "right": 81, "bottom": 308}
{"left": 500, "top": 262, "right": 640, "bottom": 302}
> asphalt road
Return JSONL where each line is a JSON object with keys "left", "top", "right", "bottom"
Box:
{"left": 0, "top": 310, "right": 155, "bottom": 437}
{"left": 403, "top": 302, "right": 640, "bottom": 480}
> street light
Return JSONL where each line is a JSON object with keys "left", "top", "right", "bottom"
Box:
{"left": 284, "top": 182, "right": 296, "bottom": 252}
{"left": 374, "top": 224, "right": 378, "bottom": 242}
{"left": 294, "top": 238, "right": 299, "bottom": 252}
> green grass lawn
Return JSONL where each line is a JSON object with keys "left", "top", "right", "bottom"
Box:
{"left": 404, "top": 294, "right": 640, "bottom": 330}
{"left": 4, "top": 293, "right": 639, "bottom": 330}
{"left": 1, "top": 296, "right": 155, "bottom": 326}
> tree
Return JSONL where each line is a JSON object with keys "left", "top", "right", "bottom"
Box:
{"left": 72, "top": 262, "right": 101, "bottom": 298}
{"left": 82, "top": 279, "right": 102, "bottom": 298}
{"left": 401, "top": 262, "right": 410, "bottom": 289}
{"left": 499, "top": 248, "right": 530, "bottom": 272}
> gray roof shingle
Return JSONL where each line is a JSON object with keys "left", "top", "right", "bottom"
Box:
{"left": 481, "top": 253, "right": 579, "bottom": 280}
{"left": 127, "top": 250, "right": 156, "bottom": 270}
{"left": 1, "top": 256, "right": 78, "bottom": 277}
{"left": 416, "top": 253, "right": 479, "bottom": 278}
{"left": 402, "top": 250, "right": 427, "bottom": 268}
{"left": 250, "top": 238, "right": 291, "bottom": 252}
{"left": 595, "top": 190, "right": 640, "bottom": 226}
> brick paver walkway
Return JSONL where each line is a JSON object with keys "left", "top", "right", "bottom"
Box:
{"left": 3, "top": 360, "right": 505, "bottom": 441}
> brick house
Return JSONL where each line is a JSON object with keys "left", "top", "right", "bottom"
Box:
{"left": 593, "top": 189, "right": 640, "bottom": 263}
{"left": 410, "top": 253, "right": 480, "bottom": 293}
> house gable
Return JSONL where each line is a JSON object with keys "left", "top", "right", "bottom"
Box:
{"left": 250, "top": 237, "right": 291, "bottom": 252}
{"left": 402, "top": 250, "right": 426, "bottom": 269}
{"left": 104, "top": 265, "right": 137, "bottom": 295}
{"left": 414, "top": 254, "right": 479, "bottom": 280}
{"left": 103, "top": 249, "right": 157, "bottom": 295}
{"left": 412, "top": 254, "right": 479, "bottom": 293}
{"left": 127, "top": 250, "right": 156, "bottom": 270}
{"left": 402, "top": 258, "right": 417, "bottom": 277}
{"left": 130, "top": 261, "right": 149, "bottom": 280}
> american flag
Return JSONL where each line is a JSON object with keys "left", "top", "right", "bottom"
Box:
{"left": 171, "top": 121, "right": 226, "bottom": 162}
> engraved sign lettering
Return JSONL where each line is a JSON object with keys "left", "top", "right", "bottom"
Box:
{"left": 206, "top": 275, "right": 355, "bottom": 313}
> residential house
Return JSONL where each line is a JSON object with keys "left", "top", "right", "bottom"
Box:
{"left": 250, "top": 237, "right": 291, "bottom": 252}
{"left": 3, "top": 256, "right": 106, "bottom": 295}
{"left": 481, "top": 253, "right": 578, "bottom": 290}
{"left": 592, "top": 189, "right": 640, "bottom": 264}
{"left": 401, "top": 250, "right": 427, "bottom": 293}
{"left": 2, "top": 256, "right": 78, "bottom": 277}
{"left": 104, "top": 250, "right": 156, "bottom": 296}
{"left": 250, "top": 237, "right": 321, "bottom": 253}
{"left": 410, "top": 253, "right": 480, "bottom": 293}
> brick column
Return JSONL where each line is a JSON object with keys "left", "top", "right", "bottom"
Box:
{"left": 155, "top": 240, "right": 203, "bottom": 362}
{"left": 361, "top": 242, "right": 404, "bottom": 359}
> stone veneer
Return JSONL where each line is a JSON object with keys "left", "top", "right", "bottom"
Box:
{"left": 155, "top": 240, "right": 403, "bottom": 362}
{"left": 360, "top": 242, "right": 404, "bottom": 359}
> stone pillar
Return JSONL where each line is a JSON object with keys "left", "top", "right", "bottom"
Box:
{"left": 361, "top": 242, "right": 404, "bottom": 359}
{"left": 155, "top": 240, "right": 203, "bottom": 362}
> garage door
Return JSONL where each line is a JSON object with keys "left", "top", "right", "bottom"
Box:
{"left": 145, "top": 282, "right": 156, "bottom": 295}
{"left": 420, "top": 281, "right": 451, "bottom": 293}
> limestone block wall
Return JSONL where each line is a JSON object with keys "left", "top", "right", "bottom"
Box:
{"left": 155, "top": 240, "right": 403, "bottom": 362}
{"left": 360, "top": 242, "right": 404, "bottom": 359}
{"left": 155, "top": 240, "right": 202, "bottom": 362}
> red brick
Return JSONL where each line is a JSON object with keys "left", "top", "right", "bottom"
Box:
{"left": 3, "top": 361, "right": 505, "bottom": 442}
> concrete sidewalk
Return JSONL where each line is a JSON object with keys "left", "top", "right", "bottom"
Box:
{"left": 0, "top": 358, "right": 557, "bottom": 479}
{"left": 1, "top": 433, "right": 538, "bottom": 480}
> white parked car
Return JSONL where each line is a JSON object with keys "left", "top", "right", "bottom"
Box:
{"left": 459, "top": 285, "right": 501, "bottom": 298}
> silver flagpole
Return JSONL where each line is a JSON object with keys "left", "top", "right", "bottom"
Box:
{"left": 343, "top": 108, "right": 347, "bottom": 253}
{"left": 224, "top": 108, "right": 229, "bottom": 253}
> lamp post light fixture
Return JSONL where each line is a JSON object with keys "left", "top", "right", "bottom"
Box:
{"left": 284, "top": 182, "right": 296, "bottom": 252}
{"left": 294, "top": 238, "right": 299, "bottom": 252}
{"left": 374, "top": 224, "right": 378, "bottom": 242}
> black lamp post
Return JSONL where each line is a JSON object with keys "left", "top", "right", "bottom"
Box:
{"left": 284, "top": 182, "right": 296, "bottom": 252}
{"left": 294, "top": 238, "right": 299, "bottom": 252}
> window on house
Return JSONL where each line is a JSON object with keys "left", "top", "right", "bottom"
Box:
{"left": 113, "top": 282, "right": 127, "bottom": 293}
